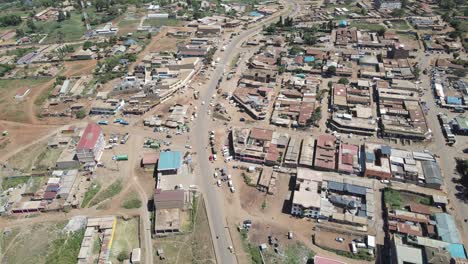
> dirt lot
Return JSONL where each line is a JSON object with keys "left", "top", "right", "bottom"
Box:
{"left": 0, "top": 78, "right": 52, "bottom": 123}
{"left": 153, "top": 195, "right": 216, "bottom": 264}
{"left": 314, "top": 227, "right": 365, "bottom": 252}
{"left": 0, "top": 220, "right": 67, "bottom": 264}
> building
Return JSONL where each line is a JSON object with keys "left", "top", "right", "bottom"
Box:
{"left": 375, "top": 0, "right": 402, "bottom": 10}
{"left": 363, "top": 143, "right": 392, "bottom": 179}
{"left": 14, "top": 87, "right": 30, "bottom": 101}
{"left": 141, "top": 153, "right": 159, "bottom": 171}
{"left": 421, "top": 160, "right": 443, "bottom": 189}
{"left": 314, "top": 135, "right": 336, "bottom": 171}
{"left": 392, "top": 234, "right": 424, "bottom": 264}
{"left": 387, "top": 43, "right": 410, "bottom": 59}
{"left": 337, "top": 143, "right": 360, "bottom": 174}
{"left": 452, "top": 116, "right": 468, "bottom": 135}
{"left": 434, "top": 213, "right": 462, "bottom": 244}
{"left": 94, "top": 23, "right": 118, "bottom": 36}
{"left": 89, "top": 100, "right": 124, "bottom": 115}
{"left": 157, "top": 151, "right": 182, "bottom": 175}
{"left": 154, "top": 189, "right": 185, "bottom": 235}
{"left": 76, "top": 123, "right": 105, "bottom": 164}
{"left": 196, "top": 25, "right": 221, "bottom": 36}
{"left": 154, "top": 189, "right": 185, "bottom": 210}
{"left": 314, "top": 256, "right": 346, "bottom": 264}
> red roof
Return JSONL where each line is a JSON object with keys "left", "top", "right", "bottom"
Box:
{"left": 142, "top": 153, "right": 159, "bottom": 165}
{"left": 77, "top": 123, "right": 102, "bottom": 150}
{"left": 409, "top": 203, "right": 432, "bottom": 215}
{"left": 43, "top": 191, "right": 56, "bottom": 200}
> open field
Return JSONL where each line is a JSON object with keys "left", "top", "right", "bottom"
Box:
{"left": 0, "top": 78, "right": 52, "bottom": 122}
{"left": 88, "top": 179, "right": 123, "bottom": 207}
{"left": 391, "top": 20, "right": 411, "bottom": 30}
{"left": 351, "top": 21, "right": 385, "bottom": 32}
{"left": 7, "top": 141, "right": 48, "bottom": 173}
{"left": 143, "top": 18, "right": 182, "bottom": 28}
{"left": 118, "top": 19, "right": 141, "bottom": 35}
{"left": 121, "top": 191, "right": 142, "bottom": 209}
{"left": 153, "top": 195, "right": 216, "bottom": 264}
{"left": 109, "top": 217, "right": 140, "bottom": 263}
{"left": 36, "top": 13, "right": 86, "bottom": 43}
{"left": 0, "top": 220, "right": 74, "bottom": 264}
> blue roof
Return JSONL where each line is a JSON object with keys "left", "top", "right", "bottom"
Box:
{"left": 365, "top": 152, "right": 375, "bottom": 162}
{"left": 434, "top": 213, "right": 462, "bottom": 244}
{"left": 158, "top": 151, "right": 182, "bottom": 171}
{"left": 304, "top": 56, "right": 315, "bottom": 63}
{"left": 381, "top": 145, "right": 391, "bottom": 155}
{"left": 339, "top": 20, "right": 348, "bottom": 27}
{"left": 448, "top": 243, "right": 467, "bottom": 259}
{"left": 328, "top": 181, "right": 367, "bottom": 196}
{"left": 447, "top": 96, "right": 462, "bottom": 105}
{"left": 124, "top": 39, "right": 137, "bottom": 46}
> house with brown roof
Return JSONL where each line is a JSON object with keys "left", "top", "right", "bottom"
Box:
{"left": 314, "top": 135, "right": 337, "bottom": 171}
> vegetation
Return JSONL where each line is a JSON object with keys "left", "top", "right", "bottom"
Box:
{"left": 0, "top": 14, "right": 21, "bottom": 27}
{"left": 456, "top": 158, "right": 468, "bottom": 197}
{"left": 76, "top": 109, "right": 86, "bottom": 119}
{"left": 0, "top": 64, "right": 15, "bottom": 77}
{"left": 81, "top": 182, "right": 101, "bottom": 207}
{"left": 117, "top": 251, "right": 129, "bottom": 262}
{"left": 45, "top": 229, "right": 85, "bottom": 264}
{"left": 284, "top": 242, "right": 315, "bottom": 264}
{"left": 1, "top": 176, "right": 30, "bottom": 190}
{"left": 88, "top": 179, "right": 123, "bottom": 207}
{"left": 122, "top": 198, "right": 142, "bottom": 209}
{"left": 384, "top": 188, "right": 403, "bottom": 209}
{"left": 338, "top": 78, "right": 349, "bottom": 85}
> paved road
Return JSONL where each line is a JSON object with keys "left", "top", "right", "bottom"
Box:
{"left": 192, "top": 2, "right": 299, "bottom": 263}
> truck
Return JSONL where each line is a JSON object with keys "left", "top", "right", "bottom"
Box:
{"left": 194, "top": 91, "right": 199, "bottom": 99}
{"left": 97, "top": 120, "right": 108, "bottom": 125}
{"left": 120, "top": 133, "right": 129, "bottom": 144}
{"left": 120, "top": 120, "right": 129, "bottom": 125}
{"left": 113, "top": 155, "right": 128, "bottom": 161}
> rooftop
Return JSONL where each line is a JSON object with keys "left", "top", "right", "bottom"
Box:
{"left": 77, "top": 123, "right": 102, "bottom": 150}
{"left": 158, "top": 151, "right": 182, "bottom": 171}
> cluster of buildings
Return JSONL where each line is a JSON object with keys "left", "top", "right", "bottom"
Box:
{"left": 385, "top": 191, "right": 468, "bottom": 263}
{"left": 231, "top": 130, "right": 444, "bottom": 188}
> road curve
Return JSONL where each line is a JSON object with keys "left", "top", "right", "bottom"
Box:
{"left": 193, "top": 1, "right": 299, "bottom": 263}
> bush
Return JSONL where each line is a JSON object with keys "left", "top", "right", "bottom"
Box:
{"left": 384, "top": 188, "right": 403, "bottom": 209}
{"left": 76, "top": 109, "right": 86, "bottom": 119}
{"left": 117, "top": 251, "right": 129, "bottom": 262}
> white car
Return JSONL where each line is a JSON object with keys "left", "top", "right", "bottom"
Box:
{"left": 230, "top": 186, "right": 236, "bottom": 193}
{"left": 228, "top": 180, "right": 233, "bottom": 187}
{"left": 217, "top": 180, "right": 221, "bottom": 187}
{"left": 202, "top": 101, "right": 205, "bottom": 105}
{"left": 381, "top": 180, "right": 390, "bottom": 184}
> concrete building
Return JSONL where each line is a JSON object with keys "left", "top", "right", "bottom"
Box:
{"left": 375, "top": 0, "right": 402, "bottom": 10}
{"left": 76, "top": 123, "right": 105, "bottom": 164}
{"left": 157, "top": 151, "right": 182, "bottom": 175}
{"left": 314, "top": 135, "right": 337, "bottom": 171}
{"left": 363, "top": 143, "right": 392, "bottom": 179}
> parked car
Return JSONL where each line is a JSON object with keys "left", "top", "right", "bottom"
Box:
{"left": 335, "top": 237, "right": 344, "bottom": 242}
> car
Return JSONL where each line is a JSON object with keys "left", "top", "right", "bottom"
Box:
{"left": 230, "top": 186, "right": 236, "bottom": 193}
{"left": 240, "top": 117, "right": 245, "bottom": 122}
{"left": 214, "top": 172, "right": 218, "bottom": 178}
{"left": 202, "top": 101, "right": 205, "bottom": 105}
{"left": 217, "top": 180, "right": 221, "bottom": 187}
{"left": 335, "top": 237, "right": 344, "bottom": 242}
{"left": 166, "top": 134, "right": 172, "bottom": 139}
{"left": 381, "top": 180, "right": 390, "bottom": 184}
{"left": 175, "top": 184, "right": 183, "bottom": 190}
{"left": 97, "top": 120, "right": 108, "bottom": 125}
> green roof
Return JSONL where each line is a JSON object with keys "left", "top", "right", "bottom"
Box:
{"left": 158, "top": 151, "right": 182, "bottom": 171}
{"left": 455, "top": 116, "right": 468, "bottom": 130}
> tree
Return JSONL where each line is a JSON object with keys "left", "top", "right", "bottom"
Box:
{"left": 117, "top": 251, "right": 129, "bottom": 262}
{"left": 94, "top": 0, "right": 107, "bottom": 12}
{"left": 453, "top": 52, "right": 460, "bottom": 59}
{"left": 147, "top": 32, "right": 152, "bottom": 39}
{"left": 15, "top": 28, "right": 25, "bottom": 37}
{"left": 57, "top": 11, "right": 66, "bottom": 22}
{"left": 391, "top": 8, "right": 406, "bottom": 17}
{"left": 276, "top": 15, "right": 283, "bottom": 27}
{"left": 412, "top": 66, "right": 420, "bottom": 79}
{"left": 76, "top": 109, "right": 86, "bottom": 119}
{"left": 289, "top": 45, "right": 303, "bottom": 55}
{"left": 360, "top": 8, "right": 368, "bottom": 15}
{"left": 338, "top": 78, "right": 349, "bottom": 84}
{"left": 327, "top": 66, "right": 336, "bottom": 75}
{"left": 306, "top": 106, "right": 322, "bottom": 126}
{"left": 378, "top": 27, "right": 386, "bottom": 36}
{"left": 83, "top": 41, "right": 93, "bottom": 50}
{"left": 265, "top": 24, "right": 276, "bottom": 34}
{"left": 303, "top": 33, "right": 317, "bottom": 45}
{"left": 26, "top": 18, "right": 36, "bottom": 31}
{"left": 327, "top": 81, "right": 333, "bottom": 89}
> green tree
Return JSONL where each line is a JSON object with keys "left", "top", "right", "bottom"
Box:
{"left": 391, "top": 8, "right": 406, "bottom": 17}
{"left": 289, "top": 45, "right": 303, "bottom": 55}
{"left": 413, "top": 66, "right": 420, "bottom": 79}
{"left": 83, "top": 41, "right": 93, "bottom": 50}
{"left": 303, "top": 32, "right": 317, "bottom": 45}
{"left": 26, "top": 18, "right": 36, "bottom": 31}
{"left": 338, "top": 78, "right": 349, "bottom": 84}
{"left": 57, "top": 11, "right": 66, "bottom": 22}
{"left": 360, "top": 8, "right": 368, "bottom": 15}
{"left": 327, "top": 65, "right": 336, "bottom": 75}
{"left": 453, "top": 69, "right": 466, "bottom": 77}
{"left": 76, "top": 109, "right": 87, "bottom": 119}
{"left": 117, "top": 251, "right": 129, "bottom": 262}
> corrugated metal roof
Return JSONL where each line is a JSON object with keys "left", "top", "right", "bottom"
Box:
{"left": 434, "top": 213, "right": 462, "bottom": 244}
{"left": 158, "top": 151, "right": 182, "bottom": 171}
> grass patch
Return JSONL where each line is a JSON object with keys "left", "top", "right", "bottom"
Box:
{"left": 110, "top": 218, "right": 140, "bottom": 263}
{"left": 7, "top": 142, "right": 47, "bottom": 173}
{"left": 230, "top": 53, "right": 240, "bottom": 68}
{"left": 240, "top": 230, "right": 262, "bottom": 264}
{"left": 5, "top": 47, "right": 35, "bottom": 58}
{"left": 34, "top": 82, "right": 55, "bottom": 107}
{"left": 81, "top": 182, "right": 101, "bottom": 208}
{"left": 391, "top": 20, "right": 411, "bottom": 30}
{"left": 45, "top": 229, "right": 85, "bottom": 264}
{"left": 242, "top": 172, "right": 256, "bottom": 187}
{"left": 384, "top": 188, "right": 403, "bottom": 209}
{"left": 142, "top": 18, "right": 181, "bottom": 28}
{"left": 36, "top": 13, "right": 86, "bottom": 43}
{"left": 321, "top": 246, "right": 373, "bottom": 261}
{"left": 351, "top": 21, "right": 385, "bottom": 31}
{"left": 24, "top": 176, "right": 47, "bottom": 194}
{"left": 122, "top": 198, "right": 142, "bottom": 209}
{"left": 1, "top": 176, "right": 30, "bottom": 190}
{"left": 33, "top": 148, "right": 63, "bottom": 171}
{"left": 88, "top": 179, "right": 123, "bottom": 207}
{"left": 284, "top": 242, "right": 315, "bottom": 264}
